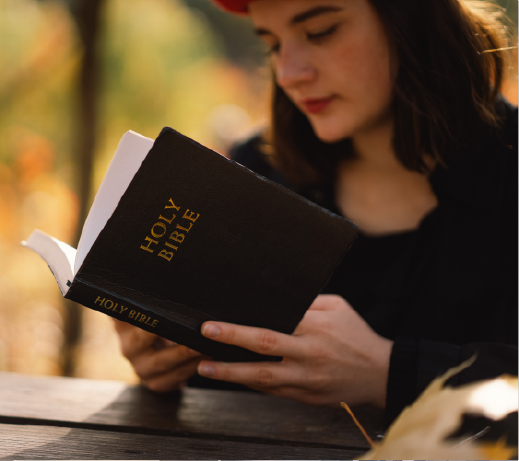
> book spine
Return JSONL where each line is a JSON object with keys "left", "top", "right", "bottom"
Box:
{"left": 65, "top": 279, "right": 179, "bottom": 340}
{"left": 65, "top": 278, "right": 276, "bottom": 362}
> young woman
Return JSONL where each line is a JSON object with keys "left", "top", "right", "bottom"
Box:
{"left": 114, "top": 0, "right": 517, "bottom": 423}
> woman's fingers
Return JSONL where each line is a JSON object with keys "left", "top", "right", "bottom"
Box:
{"left": 132, "top": 343, "right": 202, "bottom": 380}
{"left": 307, "top": 294, "right": 347, "bottom": 311}
{"left": 117, "top": 324, "right": 158, "bottom": 359}
{"left": 113, "top": 321, "right": 203, "bottom": 391}
{"left": 201, "top": 321, "right": 301, "bottom": 357}
{"left": 197, "top": 360, "right": 302, "bottom": 389}
{"left": 142, "top": 357, "right": 203, "bottom": 393}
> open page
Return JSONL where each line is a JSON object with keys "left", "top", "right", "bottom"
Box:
{"left": 22, "top": 230, "right": 76, "bottom": 296}
{"left": 74, "top": 131, "right": 154, "bottom": 274}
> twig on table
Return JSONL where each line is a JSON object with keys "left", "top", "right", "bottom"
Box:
{"left": 341, "top": 402, "right": 374, "bottom": 448}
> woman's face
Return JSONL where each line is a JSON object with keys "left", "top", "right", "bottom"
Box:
{"left": 249, "top": 0, "right": 395, "bottom": 143}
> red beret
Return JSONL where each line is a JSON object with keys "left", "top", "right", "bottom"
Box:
{"left": 212, "top": 0, "right": 255, "bottom": 13}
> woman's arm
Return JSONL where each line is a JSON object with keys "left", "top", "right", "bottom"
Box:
{"left": 196, "top": 292, "right": 517, "bottom": 421}
{"left": 196, "top": 294, "right": 393, "bottom": 408}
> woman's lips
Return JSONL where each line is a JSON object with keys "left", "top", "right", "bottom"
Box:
{"left": 300, "top": 96, "right": 335, "bottom": 114}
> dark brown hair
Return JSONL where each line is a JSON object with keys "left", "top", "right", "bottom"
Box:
{"left": 269, "top": 0, "right": 514, "bottom": 186}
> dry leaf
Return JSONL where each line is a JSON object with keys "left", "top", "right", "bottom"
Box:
{"left": 360, "top": 357, "right": 518, "bottom": 460}
{"left": 480, "top": 437, "right": 518, "bottom": 460}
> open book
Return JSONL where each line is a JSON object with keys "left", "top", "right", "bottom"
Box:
{"left": 23, "top": 128, "right": 357, "bottom": 362}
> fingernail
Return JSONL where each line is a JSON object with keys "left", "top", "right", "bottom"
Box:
{"left": 202, "top": 323, "right": 220, "bottom": 339}
{"left": 198, "top": 363, "right": 215, "bottom": 378}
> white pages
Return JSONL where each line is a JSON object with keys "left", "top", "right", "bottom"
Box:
{"left": 22, "top": 130, "right": 154, "bottom": 295}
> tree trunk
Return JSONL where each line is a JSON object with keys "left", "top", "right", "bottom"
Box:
{"left": 61, "top": 0, "right": 105, "bottom": 377}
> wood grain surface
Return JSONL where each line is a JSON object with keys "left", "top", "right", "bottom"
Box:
{"left": 0, "top": 372, "right": 384, "bottom": 450}
{"left": 0, "top": 423, "right": 366, "bottom": 460}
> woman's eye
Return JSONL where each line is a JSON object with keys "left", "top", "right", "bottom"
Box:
{"left": 307, "top": 24, "right": 339, "bottom": 42}
{"left": 265, "top": 43, "right": 280, "bottom": 56}
{"left": 263, "top": 24, "right": 340, "bottom": 55}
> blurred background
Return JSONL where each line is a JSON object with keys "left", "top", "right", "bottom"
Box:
{"left": 0, "top": 0, "right": 517, "bottom": 383}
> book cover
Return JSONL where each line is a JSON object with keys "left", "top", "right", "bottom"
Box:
{"left": 23, "top": 127, "right": 357, "bottom": 362}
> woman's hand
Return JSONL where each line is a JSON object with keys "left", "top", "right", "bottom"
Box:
{"left": 197, "top": 295, "right": 393, "bottom": 408}
{"left": 113, "top": 320, "right": 206, "bottom": 392}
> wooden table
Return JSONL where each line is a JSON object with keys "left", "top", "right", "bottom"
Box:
{"left": 0, "top": 372, "right": 385, "bottom": 459}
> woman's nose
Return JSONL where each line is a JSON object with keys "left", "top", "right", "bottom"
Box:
{"left": 275, "top": 46, "right": 317, "bottom": 89}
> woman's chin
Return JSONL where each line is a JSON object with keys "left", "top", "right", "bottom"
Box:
{"left": 311, "top": 125, "right": 350, "bottom": 144}
{"left": 305, "top": 114, "right": 355, "bottom": 143}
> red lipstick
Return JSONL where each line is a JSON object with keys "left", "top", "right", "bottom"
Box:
{"left": 301, "top": 96, "right": 335, "bottom": 114}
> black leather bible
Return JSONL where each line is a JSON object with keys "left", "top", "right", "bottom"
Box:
{"left": 23, "top": 128, "right": 357, "bottom": 362}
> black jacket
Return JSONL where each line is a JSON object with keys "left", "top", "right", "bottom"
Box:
{"left": 227, "top": 98, "right": 518, "bottom": 424}
{"left": 190, "top": 101, "right": 519, "bottom": 433}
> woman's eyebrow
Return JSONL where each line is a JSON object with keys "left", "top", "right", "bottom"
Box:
{"left": 254, "top": 5, "right": 343, "bottom": 36}
{"left": 291, "top": 5, "right": 343, "bottom": 25}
